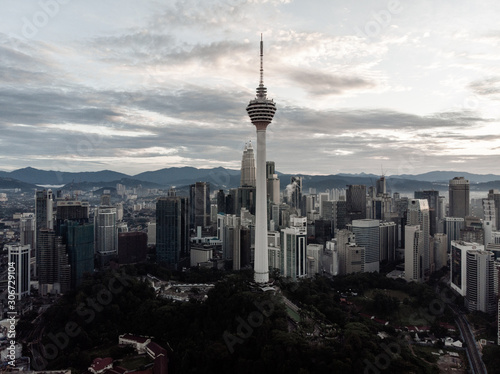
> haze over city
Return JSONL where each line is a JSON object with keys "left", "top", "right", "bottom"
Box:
{"left": 1, "top": 0, "right": 500, "bottom": 175}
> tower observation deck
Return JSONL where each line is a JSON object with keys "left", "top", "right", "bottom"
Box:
{"left": 246, "top": 36, "right": 276, "bottom": 130}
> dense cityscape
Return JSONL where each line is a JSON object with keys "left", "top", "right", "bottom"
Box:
{"left": 2, "top": 1, "right": 500, "bottom": 373}
{"left": 1, "top": 44, "right": 500, "bottom": 371}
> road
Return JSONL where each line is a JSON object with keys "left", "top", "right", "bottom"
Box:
{"left": 450, "top": 305, "right": 487, "bottom": 374}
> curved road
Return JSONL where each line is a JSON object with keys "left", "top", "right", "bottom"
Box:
{"left": 450, "top": 305, "right": 487, "bottom": 374}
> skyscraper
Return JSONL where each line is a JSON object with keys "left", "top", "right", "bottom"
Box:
{"left": 466, "top": 250, "right": 495, "bottom": 314}
{"left": 266, "top": 161, "right": 280, "bottom": 204}
{"left": 449, "top": 177, "right": 470, "bottom": 219}
{"left": 434, "top": 233, "right": 448, "bottom": 271}
{"left": 7, "top": 244, "right": 30, "bottom": 300}
{"left": 94, "top": 206, "right": 118, "bottom": 265}
{"left": 376, "top": 176, "right": 386, "bottom": 196}
{"left": 38, "top": 228, "right": 70, "bottom": 295}
{"left": 346, "top": 185, "right": 367, "bottom": 222}
{"left": 35, "top": 189, "right": 54, "bottom": 276}
{"left": 20, "top": 213, "right": 36, "bottom": 276}
{"left": 443, "top": 217, "right": 465, "bottom": 251}
{"left": 246, "top": 36, "right": 276, "bottom": 284}
{"left": 240, "top": 141, "right": 256, "bottom": 187}
{"left": 487, "top": 189, "right": 500, "bottom": 230}
{"left": 36, "top": 189, "right": 54, "bottom": 232}
{"left": 414, "top": 190, "right": 439, "bottom": 236}
{"left": 280, "top": 217, "right": 307, "bottom": 280}
{"left": 189, "top": 182, "right": 210, "bottom": 229}
{"left": 56, "top": 200, "right": 89, "bottom": 233}
{"left": 288, "top": 176, "right": 303, "bottom": 212}
{"left": 351, "top": 219, "right": 380, "bottom": 272}
{"left": 60, "top": 221, "right": 94, "bottom": 288}
{"left": 156, "top": 194, "right": 190, "bottom": 270}
{"left": 450, "top": 241, "right": 483, "bottom": 296}
{"left": 405, "top": 225, "right": 424, "bottom": 282}
{"left": 407, "top": 199, "right": 430, "bottom": 274}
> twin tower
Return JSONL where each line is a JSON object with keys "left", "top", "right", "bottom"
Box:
{"left": 246, "top": 36, "right": 276, "bottom": 283}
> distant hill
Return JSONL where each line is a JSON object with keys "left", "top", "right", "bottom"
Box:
{"left": 133, "top": 167, "right": 240, "bottom": 187}
{"left": 0, "top": 167, "right": 129, "bottom": 185}
{"left": 396, "top": 171, "right": 500, "bottom": 184}
{"left": 62, "top": 178, "right": 163, "bottom": 191}
{"left": 0, "top": 177, "right": 36, "bottom": 190}
{"left": 1, "top": 167, "right": 500, "bottom": 192}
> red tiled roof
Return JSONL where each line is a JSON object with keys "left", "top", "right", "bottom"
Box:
{"left": 90, "top": 357, "right": 113, "bottom": 373}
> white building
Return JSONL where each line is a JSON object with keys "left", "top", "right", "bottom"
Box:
{"left": 94, "top": 207, "right": 118, "bottom": 256}
{"left": 280, "top": 218, "right": 307, "bottom": 280}
{"left": 350, "top": 219, "right": 380, "bottom": 273}
{"left": 6, "top": 244, "right": 31, "bottom": 300}
{"left": 408, "top": 199, "right": 430, "bottom": 274}
{"left": 450, "top": 241, "right": 484, "bottom": 296}
{"left": 466, "top": 250, "right": 495, "bottom": 314}
{"left": 405, "top": 225, "right": 424, "bottom": 283}
{"left": 118, "top": 334, "right": 151, "bottom": 354}
{"left": 306, "top": 244, "right": 322, "bottom": 277}
{"left": 190, "top": 246, "right": 212, "bottom": 267}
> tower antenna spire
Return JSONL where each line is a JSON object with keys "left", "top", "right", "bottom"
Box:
{"left": 256, "top": 33, "right": 267, "bottom": 98}
{"left": 260, "top": 33, "right": 264, "bottom": 87}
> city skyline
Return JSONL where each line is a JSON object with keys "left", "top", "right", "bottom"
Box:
{"left": 1, "top": 1, "right": 500, "bottom": 175}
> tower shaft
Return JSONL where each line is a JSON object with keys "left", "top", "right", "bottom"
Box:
{"left": 254, "top": 129, "right": 268, "bottom": 283}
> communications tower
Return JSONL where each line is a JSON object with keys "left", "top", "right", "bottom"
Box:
{"left": 246, "top": 35, "right": 276, "bottom": 283}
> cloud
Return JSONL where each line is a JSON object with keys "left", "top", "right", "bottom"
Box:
{"left": 286, "top": 69, "right": 375, "bottom": 96}
{"left": 468, "top": 76, "right": 500, "bottom": 96}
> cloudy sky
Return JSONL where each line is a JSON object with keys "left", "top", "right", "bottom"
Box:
{"left": 1, "top": 0, "right": 500, "bottom": 176}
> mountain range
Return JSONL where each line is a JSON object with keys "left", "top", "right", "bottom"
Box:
{"left": 1, "top": 167, "right": 500, "bottom": 193}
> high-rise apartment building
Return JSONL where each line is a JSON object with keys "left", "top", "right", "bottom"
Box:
{"left": 280, "top": 217, "right": 307, "bottom": 280}
{"left": 450, "top": 241, "right": 484, "bottom": 296}
{"left": 466, "top": 250, "right": 495, "bottom": 314}
{"left": 449, "top": 177, "right": 470, "bottom": 219}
